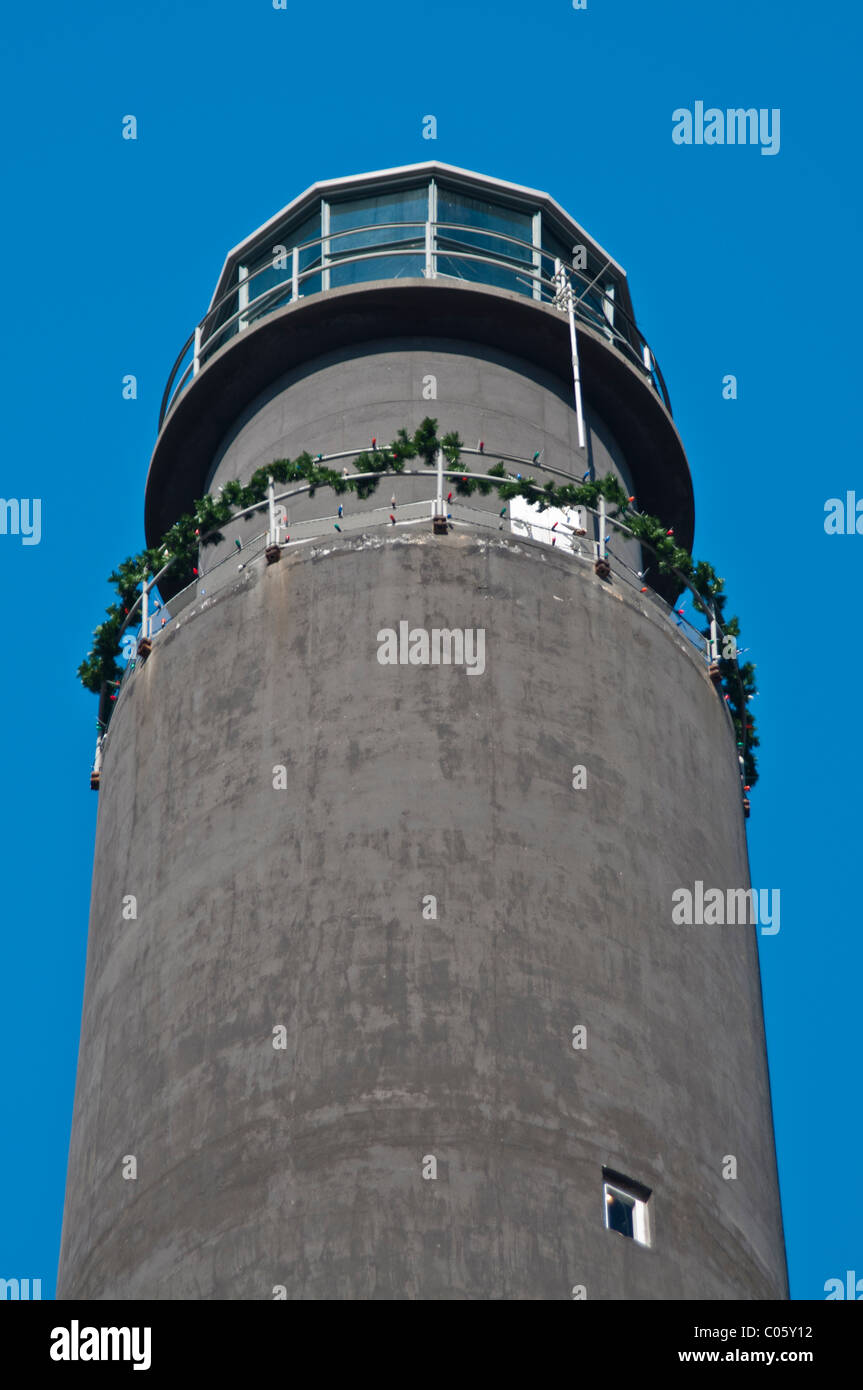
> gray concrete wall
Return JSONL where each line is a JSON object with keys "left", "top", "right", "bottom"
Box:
{"left": 199, "top": 338, "right": 643, "bottom": 579}
{"left": 58, "top": 533, "right": 786, "bottom": 1300}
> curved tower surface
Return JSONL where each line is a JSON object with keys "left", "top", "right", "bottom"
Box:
{"left": 59, "top": 163, "right": 787, "bottom": 1300}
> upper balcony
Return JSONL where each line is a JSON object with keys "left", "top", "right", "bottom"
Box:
{"left": 146, "top": 163, "right": 693, "bottom": 566}
{"left": 158, "top": 162, "right": 672, "bottom": 430}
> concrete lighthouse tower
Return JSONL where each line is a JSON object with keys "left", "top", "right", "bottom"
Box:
{"left": 59, "top": 163, "right": 786, "bottom": 1300}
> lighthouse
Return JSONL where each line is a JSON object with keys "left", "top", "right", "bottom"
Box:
{"left": 59, "top": 163, "right": 786, "bottom": 1300}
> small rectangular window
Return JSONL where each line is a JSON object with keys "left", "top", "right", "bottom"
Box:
{"left": 602, "top": 1168, "right": 652, "bottom": 1248}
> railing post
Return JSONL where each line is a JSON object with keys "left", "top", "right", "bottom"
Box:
{"left": 193, "top": 325, "right": 201, "bottom": 377}
{"left": 593, "top": 495, "right": 611, "bottom": 579}
{"left": 291, "top": 246, "right": 299, "bottom": 301}
{"left": 267, "top": 474, "right": 276, "bottom": 544}
{"left": 709, "top": 618, "right": 720, "bottom": 663}
{"left": 708, "top": 616, "right": 724, "bottom": 683}
{"left": 136, "top": 575, "right": 154, "bottom": 659}
{"left": 265, "top": 474, "right": 283, "bottom": 563}
{"left": 432, "top": 447, "right": 448, "bottom": 533}
{"left": 90, "top": 735, "right": 103, "bottom": 790}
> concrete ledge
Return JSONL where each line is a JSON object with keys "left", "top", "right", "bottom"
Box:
{"left": 145, "top": 280, "right": 694, "bottom": 557}
{"left": 106, "top": 531, "right": 731, "bottom": 759}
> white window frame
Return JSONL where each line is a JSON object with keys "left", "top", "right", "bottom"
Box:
{"left": 321, "top": 199, "right": 331, "bottom": 292}
{"left": 603, "top": 1179, "right": 652, "bottom": 1248}
{"left": 427, "top": 178, "right": 437, "bottom": 279}
{"left": 531, "top": 208, "right": 542, "bottom": 301}
{"left": 237, "top": 264, "right": 249, "bottom": 330}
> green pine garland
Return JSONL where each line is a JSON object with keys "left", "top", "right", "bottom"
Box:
{"left": 78, "top": 419, "right": 758, "bottom": 787}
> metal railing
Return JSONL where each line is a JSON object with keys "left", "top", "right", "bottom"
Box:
{"left": 157, "top": 223, "right": 672, "bottom": 428}
{"left": 103, "top": 451, "right": 731, "bottom": 758}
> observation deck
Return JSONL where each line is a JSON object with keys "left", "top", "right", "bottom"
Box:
{"left": 146, "top": 163, "right": 694, "bottom": 557}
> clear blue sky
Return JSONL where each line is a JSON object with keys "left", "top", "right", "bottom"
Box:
{"left": 1, "top": 0, "right": 859, "bottom": 1300}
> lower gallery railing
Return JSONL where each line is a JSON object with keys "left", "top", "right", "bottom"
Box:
{"left": 103, "top": 464, "right": 726, "bottom": 767}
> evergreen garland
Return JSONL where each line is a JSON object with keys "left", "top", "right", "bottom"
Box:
{"left": 78, "top": 419, "right": 758, "bottom": 786}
